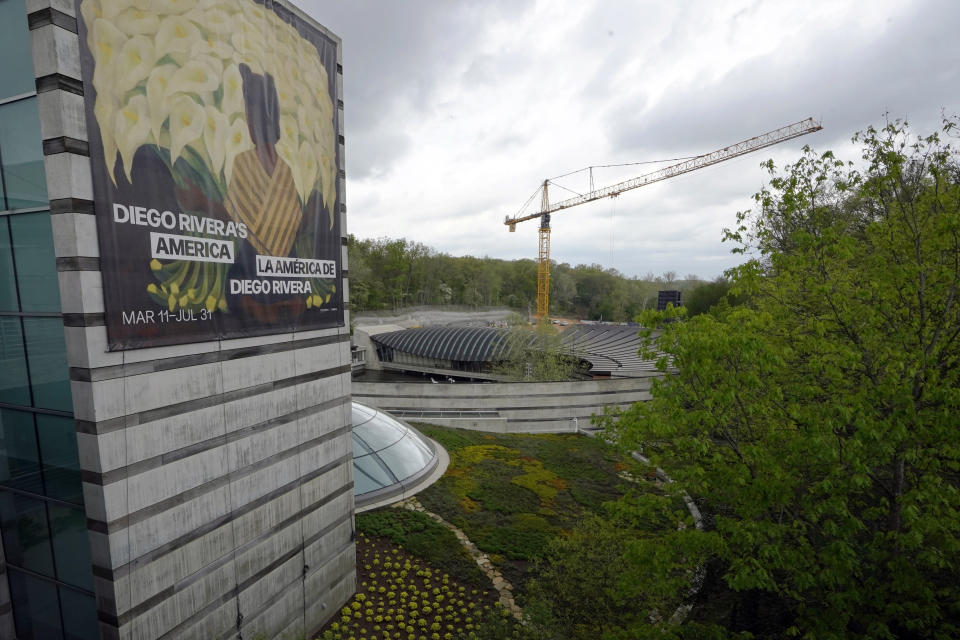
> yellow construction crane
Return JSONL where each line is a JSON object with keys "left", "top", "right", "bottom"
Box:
{"left": 505, "top": 117, "right": 823, "bottom": 322}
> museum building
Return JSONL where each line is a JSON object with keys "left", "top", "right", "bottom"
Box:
{"left": 0, "top": 0, "right": 356, "bottom": 638}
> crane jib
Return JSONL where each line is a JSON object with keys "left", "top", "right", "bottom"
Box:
{"left": 504, "top": 116, "right": 823, "bottom": 323}
{"left": 503, "top": 117, "right": 822, "bottom": 226}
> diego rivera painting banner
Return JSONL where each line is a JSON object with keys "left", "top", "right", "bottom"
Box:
{"left": 76, "top": 0, "right": 343, "bottom": 349}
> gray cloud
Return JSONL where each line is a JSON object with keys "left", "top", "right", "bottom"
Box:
{"left": 605, "top": 0, "right": 960, "bottom": 158}
{"left": 304, "top": 0, "right": 535, "bottom": 178}
{"left": 296, "top": 0, "right": 959, "bottom": 280}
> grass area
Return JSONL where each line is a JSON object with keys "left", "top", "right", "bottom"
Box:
{"left": 317, "top": 425, "right": 660, "bottom": 639}
{"left": 411, "top": 425, "right": 648, "bottom": 596}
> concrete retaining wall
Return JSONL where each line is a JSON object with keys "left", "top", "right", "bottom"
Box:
{"left": 353, "top": 375, "right": 661, "bottom": 433}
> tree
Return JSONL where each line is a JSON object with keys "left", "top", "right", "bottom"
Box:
{"left": 550, "top": 267, "right": 577, "bottom": 313}
{"left": 683, "top": 277, "right": 733, "bottom": 316}
{"left": 600, "top": 118, "right": 960, "bottom": 638}
{"left": 523, "top": 516, "right": 649, "bottom": 640}
{"left": 492, "top": 324, "right": 587, "bottom": 381}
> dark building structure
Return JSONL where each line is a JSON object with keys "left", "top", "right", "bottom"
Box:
{"left": 0, "top": 0, "right": 355, "bottom": 637}
{"left": 657, "top": 290, "right": 682, "bottom": 311}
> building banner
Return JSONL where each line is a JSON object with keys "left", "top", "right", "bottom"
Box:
{"left": 76, "top": 0, "right": 343, "bottom": 349}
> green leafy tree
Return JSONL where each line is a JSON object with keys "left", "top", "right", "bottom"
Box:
{"left": 523, "top": 516, "right": 644, "bottom": 640}
{"left": 683, "top": 277, "right": 733, "bottom": 316}
{"left": 600, "top": 118, "right": 960, "bottom": 638}
{"left": 347, "top": 236, "right": 672, "bottom": 317}
{"left": 492, "top": 324, "right": 586, "bottom": 381}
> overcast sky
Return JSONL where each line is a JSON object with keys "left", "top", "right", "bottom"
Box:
{"left": 301, "top": 0, "right": 960, "bottom": 280}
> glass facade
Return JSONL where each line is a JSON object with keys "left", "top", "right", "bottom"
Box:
{"left": 351, "top": 403, "right": 439, "bottom": 500}
{"left": 0, "top": 0, "right": 98, "bottom": 637}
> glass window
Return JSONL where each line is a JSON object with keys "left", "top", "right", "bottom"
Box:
{"left": 0, "top": 409, "right": 42, "bottom": 494}
{"left": 8, "top": 570, "right": 63, "bottom": 640}
{"left": 10, "top": 212, "right": 59, "bottom": 312}
{"left": 350, "top": 403, "right": 440, "bottom": 499}
{"left": 59, "top": 588, "right": 98, "bottom": 640}
{"left": 22, "top": 317, "right": 71, "bottom": 412}
{"left": 351, "top": 403, "right": 376, "bottom": 425}
{"left": 376, "top": 436, "right": 435, "bottom": 482}
{"left": 48, "top": 503, "right": 93, "bottom": 590}
{"left": 353, "top": 416, "right": 405, "bottom": 452}
{"left": 0, "top": 217, "right": 18, "bottom": 310}
{"left": 0, "top": 0, "right": 35, "bottom": 100}
{"left": 353, "top": 455, "right": 396, "bottom": 494}
{"left": 36, "top": 414, "right": 82, "bottom": 504}
{"left": 352, "top": 432, "right": 374, "bottom": 455}
{"left": 0, "top": 316, "right": 30, "bottom": 405}
{"left": 0, "top": 98, "right": 49, "bottom": 210}
{"left": 0, "top": 492, "right": 54, "bottom": 577}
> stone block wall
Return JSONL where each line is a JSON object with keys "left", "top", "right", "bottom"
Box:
{"left": 26, "top": 0, "right": 356, "bottom": 637}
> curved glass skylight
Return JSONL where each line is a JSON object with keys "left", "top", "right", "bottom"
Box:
{"left": 351, "top": 402, "right": 441, "bottom": 506}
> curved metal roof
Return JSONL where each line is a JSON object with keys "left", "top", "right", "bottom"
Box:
{"left": 370, "top": 324, "right": 660, "bottom": 377}
{"left": 371, "top": 327, "right": 516, "bottom": 362}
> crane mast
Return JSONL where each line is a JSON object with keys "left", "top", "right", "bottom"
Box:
{"left": 506, "top": 117, "right": 823, "bottom": 322}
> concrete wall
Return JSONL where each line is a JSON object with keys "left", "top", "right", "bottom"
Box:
{"left": 28, "top": 1, "right": 356, "bottom": 638}
{"left": 353, "top": 376, "right": 660, "bottom": 433}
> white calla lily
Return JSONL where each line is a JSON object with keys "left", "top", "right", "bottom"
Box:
{"left": 203, "top": 105, "right": 229, "bottom": 178}
{"left": 223, "top": 117, "right": 253, "bottom": 186}
{"left": 79, "top": 0, "right": 103, "bottom": 46}
{"left": 273, "top": 75, "right": 296, "bottom": 114}
{"left": 79, "top": 0, "right": 102, "bottom": 25}
{"left": 220, "top": 64, "right": 245, "bottom": 120}
{"left": 187, "top": 37, "right": 233, "bottom": 64}
{"left": 184, "top": 8, "right": 232, "bottom": 36}
{"left": 319, "top": 149, "right": 335, "bottom": 213}
{"left": 169, "top": 56, "right": 220, "bottom": 95}
{"left": 302, "top": 64, "right": 331, "bottom": 110}
{"left": 134, "top": 0, "right": 195, "bottom": 16}
{"left": 239, "top": 0, "right": 267, "bottom": 26}
{"left": 94, "top": 96, "right": 119, "bottom": 183}
{"left": 100, "top": 0, "right": 137, "bottom": 21}
{"left": 90, "top": 18, "right": 127, "bottom": 91}
{"left": 114, "top": 6, "right": 158, "bottom": 35}
{"left": 297, "top": 38, "right": 320, "bottom": 65}
{"left": 156, "top": 15, "right": 201, "bottom": 56}
{"left": 146, "top": 64, "right": 177, "bottom": 142}
{"left": 311, "top": 77, "right": 334, "bottom": 124}
{"left": 168, "top": 95, "right": 205, "bottom": 167}
{"left": 296, "top": 105, "right": 318, "bottom": 147}
{"left": 115, "top": 35, "right": 156, "bottom": 93}
{"left": 315, "top": 112, "right": 337, "bottom": 213}
{"left": 197, "top": 0, "right": 231, "bottom": 10}
{"left": 293, "top": 142, "right": 319, "bottom": 205}
{"left": 230, "top": 31, "right": 266, "bottom": 63}
{"left": 278, "top": 114, "right": 300, "bottom": 148}
{"left": 114, "top": 94, "right": 152, "bottom": 181}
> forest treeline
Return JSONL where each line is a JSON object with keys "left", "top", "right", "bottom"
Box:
{"left": 347, "top": 235, "right": 726, "bottom": 320}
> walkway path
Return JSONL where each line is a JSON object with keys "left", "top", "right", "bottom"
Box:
{"left": 393, "top": 497, "right": 523, "bottom": 619}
